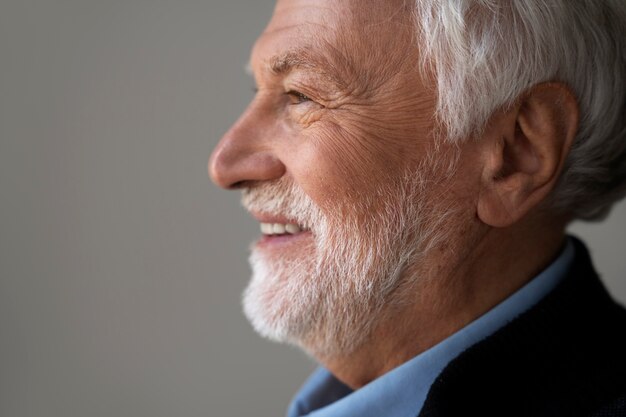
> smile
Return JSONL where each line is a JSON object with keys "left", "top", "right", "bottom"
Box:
{"left": 260, "top": 222, "right": 309, "bottom": 236}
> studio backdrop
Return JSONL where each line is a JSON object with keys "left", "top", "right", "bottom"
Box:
{"left": 1, "top": 1, "right": 624, "bottom": 417}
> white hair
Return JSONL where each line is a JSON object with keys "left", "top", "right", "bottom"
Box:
{"left": 414, "top": 0, "right": 626, "bottom": 220}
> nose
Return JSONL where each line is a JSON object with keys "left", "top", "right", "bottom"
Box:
{"left": 209, "top": 106, "right": 286, "bottom": 189}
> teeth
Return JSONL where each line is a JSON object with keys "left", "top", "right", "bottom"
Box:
{"left": 260, "top": 222, "right": 305, "bottom": 236}
{"left": 285, "top": 224, "right": 301, "bottom": 234}
{"left": 260, "top": 223, "right": 273, "bottom": 234}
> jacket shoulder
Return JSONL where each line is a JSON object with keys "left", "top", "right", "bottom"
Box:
{"left": 588, "top": 394, "right": 626, "bottom": 417}
{"left": 419, "top": 239, "right": 626, "bottom": 417}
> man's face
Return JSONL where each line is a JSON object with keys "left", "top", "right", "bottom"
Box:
{"left": 210, "top": 0, "right": 477, "bottom": 356}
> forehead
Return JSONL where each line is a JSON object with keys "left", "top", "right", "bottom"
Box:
{"left": 250, "top": 0, "right": 415, "bottom": 77}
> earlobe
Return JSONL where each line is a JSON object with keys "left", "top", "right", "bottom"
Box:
{"left": 477, "top": 83, "right": 579, "bottom": 228}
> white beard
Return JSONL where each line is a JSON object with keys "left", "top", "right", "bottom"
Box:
{"left": 240, "top": 156, "right": 459, "bottom": 357}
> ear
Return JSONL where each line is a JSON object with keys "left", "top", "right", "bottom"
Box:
{"left": 477, "top": 83, "right": 579, "bottom": 228}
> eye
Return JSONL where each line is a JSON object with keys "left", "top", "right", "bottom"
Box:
{"left": 286, "top": 90, "right": 312, "bottom": 105}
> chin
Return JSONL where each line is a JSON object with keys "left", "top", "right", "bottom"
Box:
{"left": 242, "top": 221, "right": 418, "bottom": 358}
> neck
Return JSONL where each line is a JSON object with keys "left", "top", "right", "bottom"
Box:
{"left": 315, "top": 216, "right": 568, "bottom": 389}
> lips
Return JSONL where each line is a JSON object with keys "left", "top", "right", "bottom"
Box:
{"left": 257, "top": 221, "right": 312, "bottom": 248}
{"left": 250, "top": 211, "right": 308, "bottom": 235}
{"left": 260, "top": 222, "right": 306, "bottom": 235}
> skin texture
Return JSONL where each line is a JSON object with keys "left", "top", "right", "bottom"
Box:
{"left": 209, "top": 0, "right": 579, "bottom": 389}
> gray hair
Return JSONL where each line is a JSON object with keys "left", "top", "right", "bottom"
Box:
{"left": 414, "top": 0, "right": 626, "bottom": 221}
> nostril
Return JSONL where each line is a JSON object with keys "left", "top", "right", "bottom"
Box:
{"left": 229, "top": 180, "right": 248, "bottom": 190}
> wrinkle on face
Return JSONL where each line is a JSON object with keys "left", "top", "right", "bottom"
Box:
{"left": 245, "top": 0, "right": 442, "bottom": 208}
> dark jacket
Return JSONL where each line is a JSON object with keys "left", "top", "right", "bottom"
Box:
{"left": 418, "top": 238, "right": 626, "bottom": 417}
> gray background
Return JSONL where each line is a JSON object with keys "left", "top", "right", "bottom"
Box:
{"left": 0, "top": 1, "right": 624, "bottom": 416}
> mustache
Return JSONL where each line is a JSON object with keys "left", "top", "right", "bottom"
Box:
{"left": 240, "top": 180, "right": 319, "bottom": 230}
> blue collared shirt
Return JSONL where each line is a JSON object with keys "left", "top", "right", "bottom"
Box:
{"left": 287, "top": 239, "right": 575, "bottom": 417}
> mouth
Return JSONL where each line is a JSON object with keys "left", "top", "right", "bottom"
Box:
{"left": 251, "top": 213, "right": 312, "bottom": 248}
{"left": 259, "top": 222, "right": 309, "bottom": 236}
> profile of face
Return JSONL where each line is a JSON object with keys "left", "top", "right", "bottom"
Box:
{"left": 210, "top": 0, "right": 478, "bottom": 357}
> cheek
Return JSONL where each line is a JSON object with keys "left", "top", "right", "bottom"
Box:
{"left": 320, "top": 117, "right": 416, "bottom": 176}
{"left": 286, "top": 138, "right": 351, "bottom": 210}
{"left": 283, "top": 120, "right": 407, "bottom": 215}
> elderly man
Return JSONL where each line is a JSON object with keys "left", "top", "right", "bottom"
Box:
{"left": 209, "top": 0, "right": 626, "bottom": 416}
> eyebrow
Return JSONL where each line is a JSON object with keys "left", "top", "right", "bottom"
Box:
{"left": 269, "top": 50, "right": 321, "bottom": 74}
{"left": 250, "top": 48, "right": 352, "bottom": 89}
